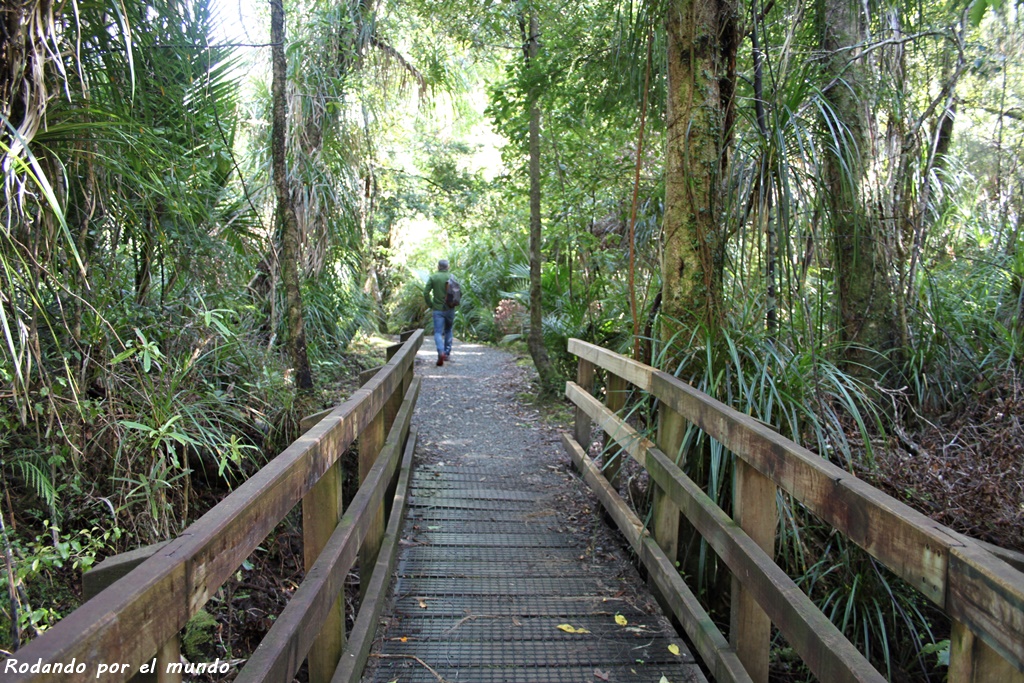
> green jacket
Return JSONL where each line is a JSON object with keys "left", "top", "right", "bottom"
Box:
{"left": 424, "top": 270, "right": 452, "bottom": 311}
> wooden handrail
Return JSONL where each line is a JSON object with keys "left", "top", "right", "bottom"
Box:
{"left": 565, "top": 338, "right": 1024, "bottom": 683}
{"left": 9, "top": 330, "right": 423, "bottom": 683}
{"left": 235, "top": 377, "right": 421, "bottom": 682}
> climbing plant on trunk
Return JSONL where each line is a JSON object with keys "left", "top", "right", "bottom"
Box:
{"left": 660, "top": 0, "right": 738, "bottom": 346}
{"left": 271, "top": 0, "right": 313, "bottom": 391}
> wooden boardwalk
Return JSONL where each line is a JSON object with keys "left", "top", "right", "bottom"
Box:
{"left": 365, "top": 458, "right": 705, "bottom": 683}
{"left": 362, "top": 341, "right": 704, "bottom": 682}
{"left": 12, "top": 332, "right": 1023, "bottom": 683}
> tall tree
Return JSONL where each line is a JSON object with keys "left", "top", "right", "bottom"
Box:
{"left": 819, "top": 0, "right": 894, "bottom": 366}
{"left": 271, "top": 0, "right": 313, "bottom": 391}
{"left": 520, "top": 9, "right": 556, "bottom": 390}
{"left": 661, "top": 0, "right": 738, "bottom": 343}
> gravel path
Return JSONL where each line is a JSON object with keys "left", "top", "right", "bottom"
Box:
{"left": 363, "top": 337, "right": 704, "bottom": 682}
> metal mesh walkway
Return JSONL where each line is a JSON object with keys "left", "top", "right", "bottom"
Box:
{"left": 367, "top": 459, "right": 705, "bottom": 683}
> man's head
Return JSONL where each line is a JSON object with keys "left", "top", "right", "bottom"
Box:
{"left": 438, "top": 259, "right": 449, "bottom": 271}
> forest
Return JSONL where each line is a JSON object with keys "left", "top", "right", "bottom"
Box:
{"left": 1, "top": 0, "right": 1022, "bottom": 680}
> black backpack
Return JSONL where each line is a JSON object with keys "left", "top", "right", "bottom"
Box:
{"left": 445, "top": 276, "right": 462, "bottom": 308}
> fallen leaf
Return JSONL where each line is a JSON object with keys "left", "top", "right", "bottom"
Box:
{"left": 418, "top": 598, "right": 428, "bottom": 609}
{"left": 614, "top": 614, "right": 628, "bottom": 626}
{"left": 557, "top": 623, "right": 591, "bottom": 634}
{"left": 399, "top": 637, "right": 408, "bottom": 643}
{"left": 668, "top": 644, "right": 681, "bottom": 656}
{"left": 594, "top": 668, "right": 610, "bottom": 681}
{"left": 659, "top": 677, "right": 671, "bottom": 683}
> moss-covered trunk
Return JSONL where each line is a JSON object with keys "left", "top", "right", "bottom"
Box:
{"left": 819, "top": 0, "right": 894, "bottom": 367}
{"left": 661, "top": 0, "right": 736, "bottom": 343}
{"left": 271, "top": 0, "right": 313, "bottom": 392}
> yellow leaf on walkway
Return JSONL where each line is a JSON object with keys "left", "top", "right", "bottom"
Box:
{"left": 557, "top": 623, "right": 591, "bottom": 634}
{"left": 668, "top": 643, "right": 681, "bottom": 656}
{"left": 614, "top": 614, "right": 628, "bottom": 626}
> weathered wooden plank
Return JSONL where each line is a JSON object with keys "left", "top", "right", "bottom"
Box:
{"left": 567, "top": 340, "right": 1024, "bottom": 680}
{"left": 561, "top": 433, "right": 751, "bottom": 683}
{"left": 949, "top": 618, "right": 1024, "bottom": 682}
{"left": 565, "top": 382, "right": 652, "bottom": 468}
{"left": 301, "top": 407, "right": 334, "bottom": 433}
{"left": 8, "top": 331, "right": 423, "bottom": 683}
{"left": 303, "top": 458, "right": 345, "bottom": 683}
{"left": 331, "top": 428, "right": 417, "bottom": 683}
{"left": 947, "top": 543, "right": 1024, "bottom": 674}
{"left": 358, "top": 408, "right": 386, "bottom": 599}
{"left": 82, "top": 543, "right": 180, "bottom": 683}
{"left": 603, "top": 372, "right": 628, "bottom": 487}
{"left": 152, "top": 637, "right": 181, "bottom": 683}
{"left": 645, "top": 447, "right": 886, "bottom": 683}
{"left": 234, "top": 377, "right": 421, "bottom": 683}
{"left": 650, "top": 370, "right": 949, "bottom": 606}
{"left": 974, "top": 539, "right": 1024, "bottom": 575}
{"left": 653, "top": 402, "right": 685, "bottom": 562}
{"left": 383, "top": 371, "right": 403, "bottom": 434}
{"left": 730, "top": 460, "right": 776, "bottom": 683}
{"left": 82, "top": 542, "right": 169, "bottom": 600}
{"left": 568, "top": 339, "right": 655, "bottom": 391}
{"left": 359, "top": 366, "right": 382, "bottom": 387}
{"left": 573, "top": 361, "right": 595, "bottom": 452}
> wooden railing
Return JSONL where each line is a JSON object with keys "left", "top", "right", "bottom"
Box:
{"left": 8, "top": 330, "right": 423, "bottom": 683}
{"left": 564, "top": 338, "right": 1024, "bottom": 683}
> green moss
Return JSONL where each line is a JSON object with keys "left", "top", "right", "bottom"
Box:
{"left": 181, "top": 609, "right": 219, "bottom": 660}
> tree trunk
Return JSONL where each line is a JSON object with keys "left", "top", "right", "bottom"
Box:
{"left": 819, "top": 0, "right": 894, "bottom": 368}
{"left": 523, "top": 12, "right": 555, "bottom": 390}
{"left": 271, "top": 0, "right": 313, "bottom": 392}
{"left": 661, "top": 0, "right": 735, "bottom": 345}
{"left": 662, "top": 0, "right": 739, "bottom": 631}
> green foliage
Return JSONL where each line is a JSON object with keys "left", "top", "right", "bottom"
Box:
{"left": 797, "top": 536, "right": 940, "bottom": 680}
{"left": 182, "top": 609, "right": 220, "bottom": 660}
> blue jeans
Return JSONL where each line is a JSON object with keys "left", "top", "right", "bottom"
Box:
{"left": 432, "top": 309, "right": 454, "bottom": 357}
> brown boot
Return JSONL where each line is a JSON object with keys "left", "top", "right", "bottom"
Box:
{"left": 436, "top": 356, "right": 444, "bottom": 366}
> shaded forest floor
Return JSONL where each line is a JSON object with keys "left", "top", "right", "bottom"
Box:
{"left": 866, "top": 375, "right": 1024, "bottom": 553}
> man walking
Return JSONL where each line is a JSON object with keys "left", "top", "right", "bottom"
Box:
{"left": 424, "top": 259, "right": 455, "bottom": 366}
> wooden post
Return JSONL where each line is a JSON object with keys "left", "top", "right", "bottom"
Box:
{"left": 382, "top": 379, "right": 406, "bottom": 524}
{"left": 653, "top": 403, "right": 685, "bottom": 562}
{"left": 82, "top": 544, "right": 181, "bottom": 683}
{"left": 730, "top": 458, "right": 777, "bottom": 683}
{"left": 358, "top": 408, "right": 386, "bottom": 598}
{"left": 384, "top": 375, "right": 403, "bottom": 435}
{"left": 603, "top": 372, "right": 628, "bottom": 489}
{"left": 303, "top": 459, "right": 345, "bottom": 683}
{"left": 574, "top": 359, "right": 595, "bottom": 453}
{"left": 949, "top": 619, "right": 1024, "bottom": 683}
